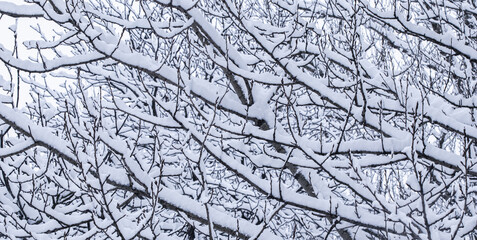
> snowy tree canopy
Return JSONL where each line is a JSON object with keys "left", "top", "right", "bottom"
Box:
{"left": 0, "top": 0, "right": 477, "bottom": 239}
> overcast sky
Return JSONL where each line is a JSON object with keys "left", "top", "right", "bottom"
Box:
{"left": 0, "top": 1, "right": 63, "bottom": 108}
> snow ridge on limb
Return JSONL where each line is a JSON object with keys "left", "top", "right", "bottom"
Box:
{"left": 0, "top": 1, "right": 44, "bottom": 18}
